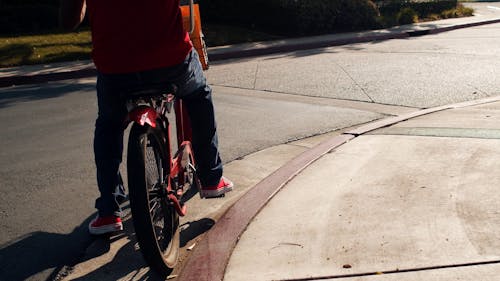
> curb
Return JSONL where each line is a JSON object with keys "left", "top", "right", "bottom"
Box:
{"left": 176, "top": 95, "right": 500, "bottom": 281}
{"left": 1, "top": 17, "right": 499, "bottom": 88}
{"left": 207, "top": 32, "right": 408, "bottom": 61}
{"left": 428, "top": 18, "right": 500, "bottom": 35}
{"left": 208, "top": 18, "right": 500, "bottom": 61}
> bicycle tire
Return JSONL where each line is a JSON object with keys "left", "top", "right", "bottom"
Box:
{"left": 127, "top": 124, "right": 180, "bottom": 277}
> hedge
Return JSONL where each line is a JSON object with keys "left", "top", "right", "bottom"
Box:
{"left": 199, "top": 0, "right": 380, "bottom": 35}
{"left": 0, "top": 0, "right": 61, "bottom": 35}
{"left": 1, "top": 0, "right": 461, "bottom": 36}
{"left": 375, "top": 0, "right": 458, "bottom": 16}
{"left": 0, "top": 5, "right": 59, "bottom": 35}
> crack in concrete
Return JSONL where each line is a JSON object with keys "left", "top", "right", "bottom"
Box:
{"left": 332, "top": 60, "right": 375, "bottom": 103}
{"left": 253, "top": 61, "right": 260, "bottom": 90}
{"left": 275, "top": 259, "right": 500, "bottom": 281}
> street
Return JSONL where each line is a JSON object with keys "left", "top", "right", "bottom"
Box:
{"left": 0, "top": 9, "right": 499, "bottom": 281}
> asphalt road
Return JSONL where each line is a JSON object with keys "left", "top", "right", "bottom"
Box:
{"left": 1, "top": 17, "right": 500, "bottom": 281}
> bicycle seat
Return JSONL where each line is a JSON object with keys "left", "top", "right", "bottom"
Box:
{"left": 121, "top": 83, "right": 177, "bottom": 100}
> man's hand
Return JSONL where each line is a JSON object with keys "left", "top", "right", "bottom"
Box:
{"left": 60, "top": 0, "right": 87, "bottom": 30}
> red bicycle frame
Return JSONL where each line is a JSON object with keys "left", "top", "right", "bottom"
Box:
{"left": 128, "top": 98, "right": 195, "bottom": 217}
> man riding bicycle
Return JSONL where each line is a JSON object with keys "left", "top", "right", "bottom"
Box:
{"left": 60, "top": 0, "right": 233, "bottom": 235}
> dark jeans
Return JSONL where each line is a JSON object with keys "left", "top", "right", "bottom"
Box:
{"left": 94, "top": 50, "right": 223, "bottom": 217}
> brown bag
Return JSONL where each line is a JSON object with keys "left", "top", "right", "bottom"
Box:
{"left": 180, "top": 4, "right": 209, "bottom": 70}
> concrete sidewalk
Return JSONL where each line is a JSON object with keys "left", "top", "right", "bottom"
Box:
{"left": 178, "top": 96, "right": 500, "bottom": 281}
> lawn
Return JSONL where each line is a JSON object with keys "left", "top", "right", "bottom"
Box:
{"left": 0, "top": 25, "right": 282, "bottom": 68}
{"left": 0, "top": 30, "right": 92, "bottom": 68}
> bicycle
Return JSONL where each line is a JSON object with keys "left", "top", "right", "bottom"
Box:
{"left": 123, "top": 0, "right": 212, "bottom": 276}
{"left": 125, "top": 84, "right": 200, "bottom": 277}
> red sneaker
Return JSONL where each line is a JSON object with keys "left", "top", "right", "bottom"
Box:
{"left": 200, "top": 176, "right": 234, "bottom": 198}
{"left": 88, "top": 215, "right": 123, "bottom": 235}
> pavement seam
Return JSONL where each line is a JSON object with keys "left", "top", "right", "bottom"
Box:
{"left": 370, "top": 127, "right": 500, "bottom": 140}
{"left": 274, "top": 259, "right": 500, "bottom": 281}
{"left": 176, "top": 95, "right": 500, "bottom": 281}
{"left": 345, "top": 96, "right": 500, "bottom": 136}
{"left": 211, "top": 84, "right": 418, "bottom": 116}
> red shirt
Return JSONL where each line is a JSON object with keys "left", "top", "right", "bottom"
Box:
{"left": 86, "top": 0, "right": 192, "bottom": 74}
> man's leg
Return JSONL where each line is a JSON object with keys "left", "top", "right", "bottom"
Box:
{"left": 183, "top": 84, "right": 223, "bottom": 187}
{"left": 170, "top": 50, "right": 223, "bottom": 186}
{"left": 173, "top": 50, "right": 232, "bottom": 197}
{"left": 90, "top": 74, "right": 127, "bottom": 234}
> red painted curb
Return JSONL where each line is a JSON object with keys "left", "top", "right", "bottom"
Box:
{"left": 177, "top": 134, "right": 354, "bottom": 281}
{"left": 176, "top": 95, "right": 500, "bottom": 281}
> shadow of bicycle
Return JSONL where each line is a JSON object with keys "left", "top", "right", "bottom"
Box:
{"left": 67, "top": 215, "right": 215, "bottom": 281}
{"left": 0, "top": 204, "right": 214, "bottom": 281}
{"left": 0, "top": 215, "right": 96, "bottom": 281}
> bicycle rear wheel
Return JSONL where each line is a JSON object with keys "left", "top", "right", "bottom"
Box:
{"left": 127, "top": 124, "right": 180, "bottom": 277}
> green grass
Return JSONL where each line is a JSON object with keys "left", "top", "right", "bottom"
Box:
{"left": 0, "top": 30, "right": 92, "bottom": 68}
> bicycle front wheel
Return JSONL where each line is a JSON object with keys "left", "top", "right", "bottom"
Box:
{"left": 127, "top": 124, "right": 180, "bottom": 277}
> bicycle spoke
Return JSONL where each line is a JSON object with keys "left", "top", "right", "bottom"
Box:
{"left": 149, "top": 198, "right": 160, "bottom": 214}
{"left": 151, "top": 201, "right": 164, "bottom": 222}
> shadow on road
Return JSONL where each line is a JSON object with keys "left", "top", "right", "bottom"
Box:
{"left": 0, "top": 81, "right": 95, "bottom": 108}
{"left": 68, "top": 216, "right": 215, "bottom": 281}
{"left": 0, "top": 216, "right": 95, "bottom": 281}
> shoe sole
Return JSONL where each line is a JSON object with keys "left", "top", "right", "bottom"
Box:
{"left": 89, "top": 222, "right": 123, "bottom": 235}
{"left": 200, "top": 184, "right": 233, "bottom": 198}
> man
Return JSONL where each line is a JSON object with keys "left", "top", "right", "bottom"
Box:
{"left": 60, "top": 0, "right": 233, "bottom": 235}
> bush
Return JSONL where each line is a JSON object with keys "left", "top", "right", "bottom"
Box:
{"left": 374, "top": 0, "right": 469, "bottom": 27}
{"left": 412, "top": 0, "right": 458, "bottom": 17}
{"left": 2, "top": 0, "right": 470, "bottom": 38}
{"left": 0, "top": 5, "right": 59, "bottom": 35}
{"left": 200, "top": 0, "right": 381, "bottom": 35}
{"left": 291, "top": 0, "right": 343, "bottom": 34}
{"left": 397, "top": 7, "right": 418, "bottom": 24}
{"left": 336, "top": 0, "right": 381, "bottom": 31}
{"left": 441, "top": 3, "right": 474, "bottom": 19}
{"left": 376, "top": 0, "right": 458, "bottom": 18}
{"left": 0, "top": 0, "right": 62, "bottom": 35}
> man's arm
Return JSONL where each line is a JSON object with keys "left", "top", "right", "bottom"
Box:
{"left": 60, "top": 0, "right": 87, "bottom": 30}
